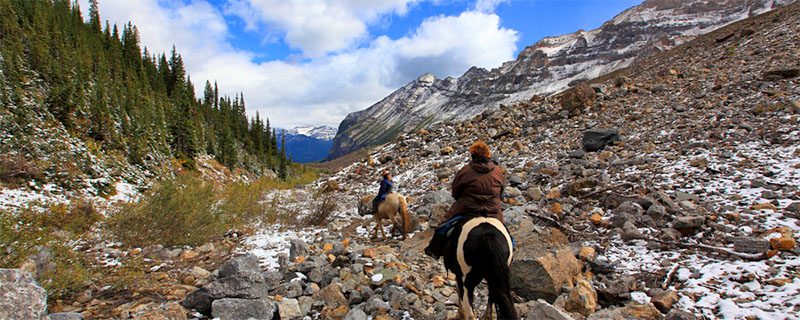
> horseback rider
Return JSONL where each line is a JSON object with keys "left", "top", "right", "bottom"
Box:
{"left": 425, "top": 140, "right": 507, "bottom": 259}
{"left": 371, "top": 170, "right": 394, "bottom": 215}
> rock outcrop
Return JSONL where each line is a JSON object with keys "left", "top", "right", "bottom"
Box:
{"left": 0, "top": 269, "right": 48, "bottom": 320}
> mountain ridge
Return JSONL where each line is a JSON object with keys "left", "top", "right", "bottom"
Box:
{"left": 327, "top": 0, "right": 794, "bottom": 160}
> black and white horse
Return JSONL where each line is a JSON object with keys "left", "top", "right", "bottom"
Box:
{"left": 443, "top": 216, "right": 518, "bottom": 320}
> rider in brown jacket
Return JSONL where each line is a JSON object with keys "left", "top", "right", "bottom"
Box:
{"left": 445, "top": 141, "right": 506, "bottom": 223}
{"left": 425, "top": 140, "right": 507, "bottom": 259}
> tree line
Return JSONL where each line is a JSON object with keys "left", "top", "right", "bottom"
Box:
{"left": 0, "top": 0, "right": 290, "bottom": 178}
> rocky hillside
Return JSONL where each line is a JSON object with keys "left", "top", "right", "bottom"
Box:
{"left": 289, "top": 1, "right": 796, "bottom": 318}
{"left": 328, "top": 0, "right": 795, "bottom": 159}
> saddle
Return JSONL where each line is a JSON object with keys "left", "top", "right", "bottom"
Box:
{"left": 425, "top": 213, "right": 515, "bottom": 260}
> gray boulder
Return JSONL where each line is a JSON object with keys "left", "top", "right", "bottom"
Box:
{"left": 510, "top": 249, "right": 581, "bottom": 302}
{"left": 48, "top": 313, "right": 84, "bottom": 320}
{"left": 344, "top": 308, "right": 368, "bottom": 320}
{"left": 672, "top": 216, "right": 705, "bottom": 229}
{"left": 733, "top": 237, "right": 770, "bottom": 254}
{"left": 289, "top": 238, "right": 310, "bottom": 261}
{"left": 424, "top": 190, "right": 453, "bottom": 206}
{"left": 218, "top": 254, "right": 261, "bottom": 278}
{"left": 582, "top": 128, "right": 621, "bottom": 152}
{"left": 211, "top": 298, "right": 275, "bottom": 320}
{"left": 524, "top": 299, "right": 575, "bottom": 320}
{"left": 0, "top": 269, "right": 47, "bottom": 320}
{"left": 277, "top": 298, "right": 303, "bottom": 319}
{"left": 183, "top": 272, "right": 270, "bottom": 315}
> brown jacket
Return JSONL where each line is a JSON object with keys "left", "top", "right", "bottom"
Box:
{"left": 446, "top": 158, "right": 507, "bottom": 223}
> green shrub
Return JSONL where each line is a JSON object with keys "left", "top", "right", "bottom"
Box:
{"left": 218, "top": 180, "right": 266, "bottom": 227}
{"left": 40, "top": 243, "right": 92, "bottom": 304}
{"left": 0, "top": 207, "right": 49, "bottom": 268}
{"left": 0, "top": 205, "right": 94, "bottom": 304}
{"left": 108, "top": 174, "right": 226, "bottom": 247}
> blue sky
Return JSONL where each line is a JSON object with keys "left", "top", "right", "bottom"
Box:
{"left": 82, "top": 0, "right": 642, "bottom": 128}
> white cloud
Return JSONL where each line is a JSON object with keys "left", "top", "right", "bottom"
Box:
{"left": 473, "top": 0, "right": 507, "bottom": 13}
{"left": 226, "top": 0, "right": 421, "bottom": 57}
{"left": 80, "top": 1, "right": 518, "bottom": 128}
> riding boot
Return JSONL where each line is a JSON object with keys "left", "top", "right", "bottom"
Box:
{"left": 424, "top": 231, "right": 447, "bottom": 259}
{"left": 370, "top": 198, "right": 380, "bottom": 215}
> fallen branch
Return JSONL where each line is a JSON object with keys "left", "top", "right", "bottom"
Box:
{"left": 662, "top": 263, "right": 680, "bottom": 290}
{"left": 649, "top": 238, "right": 770, "bottom": 261}
{"left": 582, "top": 182, "right": 636, "bottom": 199}
{"left": 527, "top": 212, "right": 583, "bottom": 237}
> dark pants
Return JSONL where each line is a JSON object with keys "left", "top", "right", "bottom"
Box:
{"left": 371, "top": 196, "right": 384, "bottom": 213}
{"left": 424, "top": 214, "right": 515, "bottom": 260}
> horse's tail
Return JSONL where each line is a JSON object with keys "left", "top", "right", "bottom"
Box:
{"left": 398, "top": 196, "right": 412, "bottom": 234}
{"left": 484, "top": 227, "right": 518, "bottom": 319}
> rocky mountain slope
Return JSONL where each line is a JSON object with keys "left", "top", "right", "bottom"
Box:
{"left": 227, "top": 1, "right": 797, "bottom": 319}
{"left": 328, "top": 0, "right": 795, "bottom": 159}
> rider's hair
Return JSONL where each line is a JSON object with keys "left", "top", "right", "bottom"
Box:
{"left": 469, "top": 140, "right": 491, "bottom": 158}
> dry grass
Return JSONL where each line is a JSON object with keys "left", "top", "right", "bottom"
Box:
{"left": 303, "top": 192, "right": 338, "bottom": 227}
{"left": 107, "top": 167, "right": 322, "bottom": 247}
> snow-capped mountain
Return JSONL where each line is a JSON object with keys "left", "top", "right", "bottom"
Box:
{"left": 279, "top": 126, "right": 337, "bottom": 163}
{"left": 327, "top": 0, "right": 794, "bottom": 159}
{"left": 286, "top": 125, "right": 337, "bottom": 141}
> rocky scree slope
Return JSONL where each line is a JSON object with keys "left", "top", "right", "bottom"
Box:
{"left": 328, "top": 0, "right": 795, "bottom": 160}
{"left": 276, "top": 2, "right": 800, "bottom": 319}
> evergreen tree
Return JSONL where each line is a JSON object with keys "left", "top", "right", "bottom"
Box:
{"left": 0, "top": 0, "right": 292, "bottom": 177}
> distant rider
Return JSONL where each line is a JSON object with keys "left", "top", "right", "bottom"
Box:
{"left": 371, "top": 170, "right": 394, "bottom": 214}
{"left": 425, "top": 140, "right": 507, "bottom": 259}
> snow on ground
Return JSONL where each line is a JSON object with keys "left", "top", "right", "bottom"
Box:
{"left": 597, "top": 136, "right": 800, "bottom": 318}
{"left": 242, "top": 226, "right": 321, "bottom": 270}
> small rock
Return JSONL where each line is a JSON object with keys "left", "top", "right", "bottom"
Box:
{"left": 344, "top": 308, "right": 368, "bottom": 320}
{"left": 189, "top": 266, "right": 211, "bottom": 279}
{"left": 211, "top": 298, "right": 275, "bottom": 320}
{"left": 750, "top": 203, "right": 777, "bottom": 211}
{"left": 48, "top": 312, "right": 84, "bottom": 320}
{"left": 290, "top": 239, "right": 310, "bottom": 261}
{"left": 179, "top": 250, "right": 199, "bottom": 260}
{"left": 565, "top": 279, "right": 598, "bottom": 316}
{"left": 786, "top": 202, "right": 800, "bottom": 213}
{"left": 733, "top": 237, "right": 770, "bottom": 254}
{"left": 582, "top": 128, "right": 621, "bottom": 152}
{"left": 314, "top": 283, "right": 348, "bottom": 307}
{"left": 524, "top": 299, "right": 575, "bottom": 320}
{"left": 569, "top": 150, "right": 586, "bottom": 159}
{"left": 578, "top": 247, "right": 596, "bottom": 262}
{"left": 672, "top": 216, "right": 705, "bottom": 229}
{"left": 649, "top": 289, "right": 678, "bottom": 313}
{"left": 278, "top": 298, "right": 303, "bottom": 319}
{"left": 590, "top": 213, "right": 603, "bottom": 226}
{"left": 769, "top": 229, "right": 796, "bottom": 251}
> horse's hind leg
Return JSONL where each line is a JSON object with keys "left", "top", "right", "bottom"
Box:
{"left": 377, "top": 218, "right": 387, "bottom": 240}
{"left": 458, "top": 273, "right": 479, "bottom": 320}
{"left": 482, "top": 298, "right": 494, "bottom": 320}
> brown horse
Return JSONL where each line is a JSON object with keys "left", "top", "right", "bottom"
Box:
{"left": 358, "top": 193, "right": 412, "bottom": 240}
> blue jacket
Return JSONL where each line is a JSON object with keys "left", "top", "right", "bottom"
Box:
{"left": 377, "top": 178, "right": 393, "bottom": 201}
